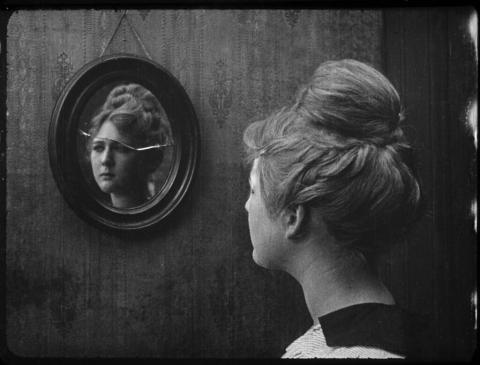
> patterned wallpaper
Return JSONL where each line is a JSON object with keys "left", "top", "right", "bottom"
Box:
{"left": 6, "top": 10, "right": 382, "bottom": 357}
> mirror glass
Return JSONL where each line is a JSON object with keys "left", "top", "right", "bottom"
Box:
{"left": 76, "top": 82, "right": 174, "bottom": 210}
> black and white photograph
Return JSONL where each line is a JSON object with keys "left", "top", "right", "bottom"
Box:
{"left": 0, "top": 3, "right": 477, "bottom": 361}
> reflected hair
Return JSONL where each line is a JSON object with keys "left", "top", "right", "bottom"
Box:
{"left": 243, "top": 59, "right": 423, "bottom": 256}
{"left": 88, "top": 83, "right": 172, "bottom": 172}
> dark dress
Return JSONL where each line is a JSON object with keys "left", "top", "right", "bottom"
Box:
{"left": 282, "top": 303, "right": 430, "bottom": 359}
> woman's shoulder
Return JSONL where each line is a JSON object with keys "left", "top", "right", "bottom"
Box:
{"left": 282, "top": 303, "right": 429, "bottom": 359}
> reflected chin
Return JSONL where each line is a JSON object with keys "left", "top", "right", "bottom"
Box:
{"left": 96, "top": 180, "right": 115, "bottom": 194}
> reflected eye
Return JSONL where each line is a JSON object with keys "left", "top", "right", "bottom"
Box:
{"left": 92, "top": 140, "right": 133, "bottom": 154}
{"left": 92, "top": 143, "right": 104, "bottom": 152}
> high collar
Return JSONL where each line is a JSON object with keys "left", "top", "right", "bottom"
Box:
{"left": 318, "top": 302, "right": 428, "bottom": 357}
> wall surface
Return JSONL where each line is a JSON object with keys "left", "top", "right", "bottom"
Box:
{"left": 5, "top": 9, "right": 383, "bottom": 358}
{"left": 4, "top": 8, "right": 476, "bottom": 360}
{"left": 382, "top": 8, "right": 477, "bottom": 360}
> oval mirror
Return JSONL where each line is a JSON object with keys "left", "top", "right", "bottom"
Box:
{"left": 49, "top": 54, "right": 200, "bottom": 231}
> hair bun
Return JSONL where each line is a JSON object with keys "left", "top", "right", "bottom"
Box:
{"left": 243, "top": 59, "right": 422, "bottom": 258}
{"left": 295, "top": 59, "right": 404, "bottom": 147}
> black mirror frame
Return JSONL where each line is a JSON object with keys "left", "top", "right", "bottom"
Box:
{"left": 48, "top": 54, "right": 200, "bottom": 231}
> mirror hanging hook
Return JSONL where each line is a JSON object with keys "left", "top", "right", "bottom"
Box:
{"left": 100, "top": 10, "right": 153, "bottom": 60}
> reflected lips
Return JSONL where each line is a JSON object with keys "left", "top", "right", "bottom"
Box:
{"left": 100, "top": 172, "right": 114, "bottom": 179}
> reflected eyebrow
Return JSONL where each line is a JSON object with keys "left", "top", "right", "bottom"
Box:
{"left": 93, "top": 138, "right": 122, "bottom": 148}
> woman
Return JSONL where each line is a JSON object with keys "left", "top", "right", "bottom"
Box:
{"left": 243, "top": 60, "right": 425, "bottom": 358}
{"left": 87, "top": 83, "right": 172, "bottom": 208}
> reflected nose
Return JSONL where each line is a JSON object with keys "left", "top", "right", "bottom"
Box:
{"left": 101, "top": 147, "right": 114, "bottom": 166}
{"left": 245, "top": 197, "right": 249, "bottom": 212}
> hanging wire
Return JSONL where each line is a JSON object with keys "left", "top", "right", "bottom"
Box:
{"left": 100, "top": 10, "right": 153, "bottom": 60}
{"left": 124, "top": 14, "right": 153, "bottom": 59}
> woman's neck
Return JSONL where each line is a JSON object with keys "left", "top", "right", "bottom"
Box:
{"left": 110, "top": 188, "right": 148, "bottom": 208}
{"left": 288, "top": 240, "right": 394, "bottom": 325}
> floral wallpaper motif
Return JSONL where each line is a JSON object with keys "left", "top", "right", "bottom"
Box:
{"left": 52, "top": 52, "right": 74, "bottom": 101}
{"left": 7, "top": 21, "right": 36, "bottom": 124}
{"left": 138, "top": 10, "right": 151, "bottom": 21}
{"left": 283, "top": 10, "right": 301, "bottom": 28}
{"left": 209, "top": 60, "right": 233, "bottom": 128}
{"left": 236, "top": 10, "right": 265, "bottom": 28}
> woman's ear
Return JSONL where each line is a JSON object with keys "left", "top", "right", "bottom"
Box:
{"left": 284, "top": 204, "right": 306, "bottom": 240}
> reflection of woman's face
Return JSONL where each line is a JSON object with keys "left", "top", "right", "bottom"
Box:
{"left": 90, "top": 120, "right": 142, "bottom": 195}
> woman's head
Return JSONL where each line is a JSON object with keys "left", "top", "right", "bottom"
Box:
{"left": 243, "top": 59, "right": 422, "bottom": 259}
{"left": 88, "top": 83, "right": 172, "bottom": 201}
